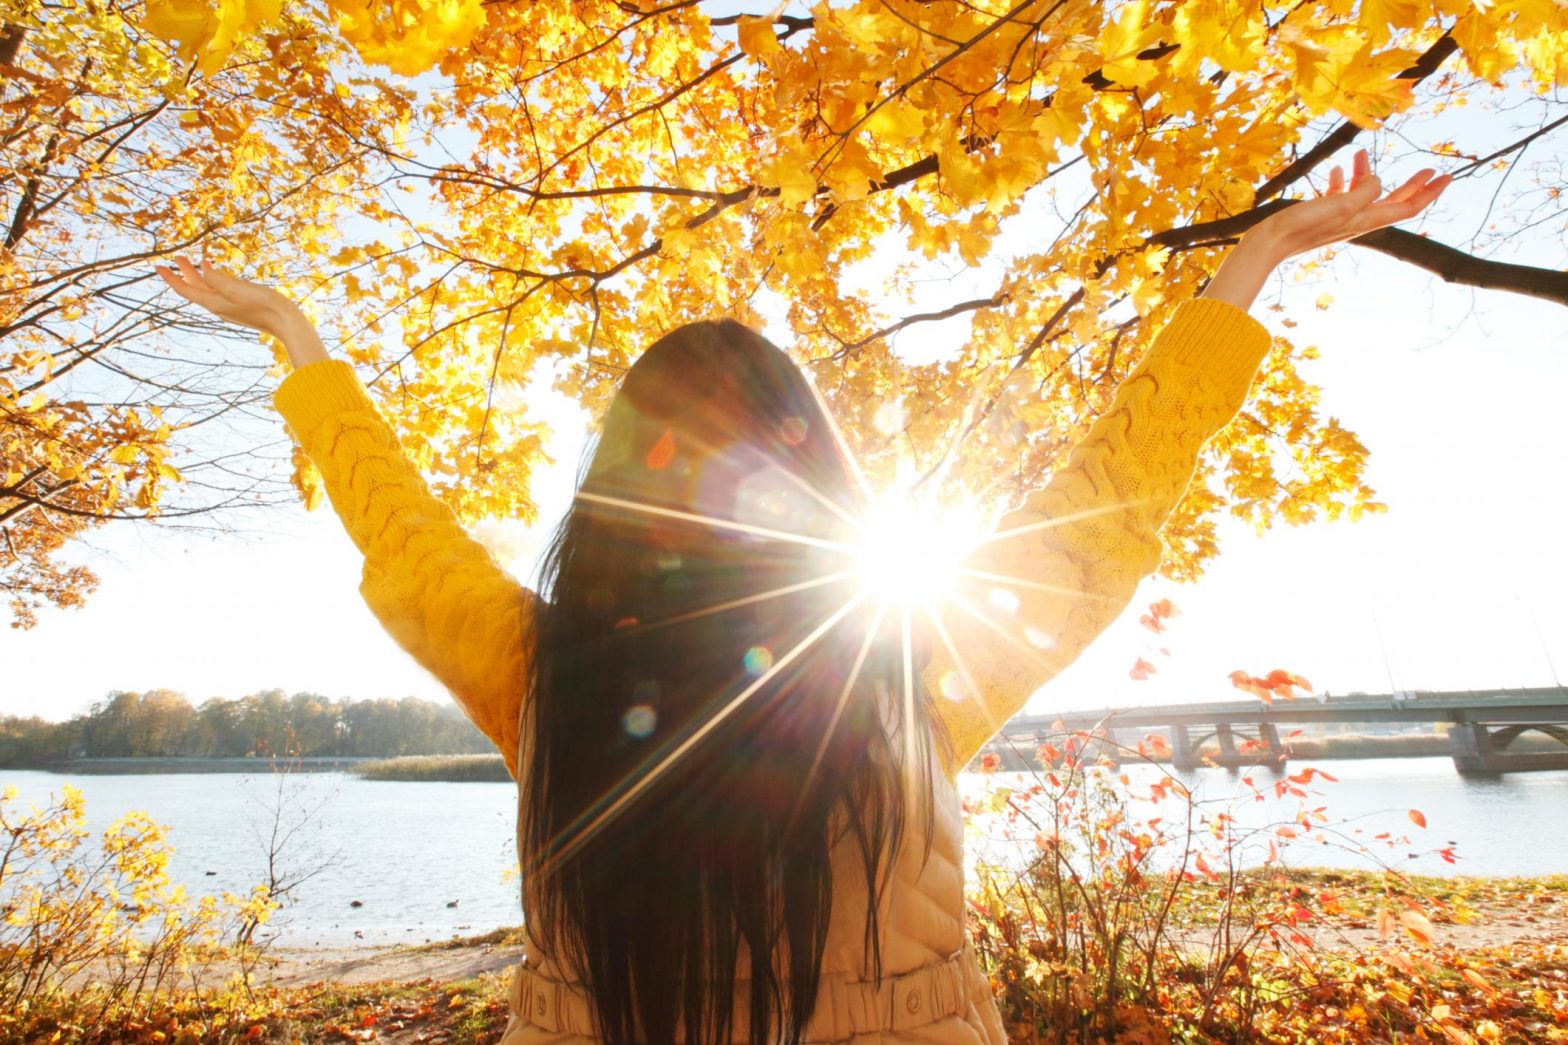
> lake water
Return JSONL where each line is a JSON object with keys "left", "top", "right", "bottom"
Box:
{"left": 3, "top": 758, "right": 1564, "bottom": 946}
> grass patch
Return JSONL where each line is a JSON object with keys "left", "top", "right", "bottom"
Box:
{"left": 349, "top": 754, "right": 510, "bottom": 782}
{"left": 401, "top": 926, "right": 529, "bottom": 953}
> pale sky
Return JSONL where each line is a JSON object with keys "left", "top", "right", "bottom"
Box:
{"left": 2, "top": 117, "right": 1565, "bottom": 723}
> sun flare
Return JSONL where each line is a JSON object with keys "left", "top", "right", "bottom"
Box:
{"left": 853, "top": 495, "right": 989, "bottom": 607}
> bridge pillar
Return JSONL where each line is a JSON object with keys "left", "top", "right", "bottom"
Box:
{"left": 1170, "top": 725, "right": 1197, "bottom": 771}
{"left": 1451, "top": 721, "right": 1568, "bottom": 773}
{"left": 1258, "top": 722, "right": 1286, "bottom": 765}
{"left": 1215, "top": 722, "right": 1238, "bottom": 758}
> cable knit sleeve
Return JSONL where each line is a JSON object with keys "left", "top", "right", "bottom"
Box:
{"left": 273, "top": 359, "right": 537, "bottom": 781}
{"left": 928, "top": 298, "right": 1273, "bottom": 774}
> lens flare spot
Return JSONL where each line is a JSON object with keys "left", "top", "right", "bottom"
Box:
{"left": 622, "top": 704, "right": 657, "bottom": 739}
{"left": 633, "top": 680, "right": 661, "bottom": 702}
{"left": 646, "top": 429, "right": 676, "bottom": 470}
{"left": 657, "top": 552, "right": 682, "bottom": 572}
{"left": 938, "top": 670, "right": 970, "bottom": 702}
{"left": 988, "top": 588, "right": 1021, "bottom": 614}
{"left": 735, "top": 465, "right": 817, "bottom": 532}
{"left": 744, "top": 646, "right": 773, "bottom": 675}
{"left": 780, "top": 416, "right": 808, "bottom": 445}
{"left": 1024, "top": 626, "right": 1057, "bottom": 650}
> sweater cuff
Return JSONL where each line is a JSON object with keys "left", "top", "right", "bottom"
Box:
{"left": 1158, "top": 297, "right": 1273, "bottom": 402}
{"left": 273, "top": 358, "right": 377, "bottom": 443}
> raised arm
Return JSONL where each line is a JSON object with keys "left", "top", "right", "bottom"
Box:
{"left": 155, "top": 259, "right": 537, "bottom": 779}
{"left": 928, "top": 150, "right": 1451, "bottom": 772}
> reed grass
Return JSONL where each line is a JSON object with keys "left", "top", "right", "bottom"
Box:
{"left": 349, "top": 754, "right": 510, "bottom": 782}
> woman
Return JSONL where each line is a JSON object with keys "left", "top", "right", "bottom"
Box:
{"left": 158, "top": 149, "right": 1447, "bottom": 1043}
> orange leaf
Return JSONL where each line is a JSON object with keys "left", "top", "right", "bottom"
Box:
{"left": 1399, "top": 908, "right": 1435, "bottom": 947}
{"left": 1461, "top": 968, "right": 1498, "bottom": 995}
{"left": 1408, "top": 809, "right": 1427, "bottom": 829}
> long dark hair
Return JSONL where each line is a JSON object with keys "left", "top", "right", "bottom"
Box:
{"left": 523, "top": 318, "right": 949, "bottom": 1044}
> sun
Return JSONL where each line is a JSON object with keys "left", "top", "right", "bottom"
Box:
{"left": 852, "top": 493, "right": 989, "bottom": 607}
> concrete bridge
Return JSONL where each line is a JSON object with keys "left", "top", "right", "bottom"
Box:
{"left": 981, "top": 686, "right": 1568, "bottom": 774}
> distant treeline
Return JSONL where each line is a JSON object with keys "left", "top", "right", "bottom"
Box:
{"left": 0, "top": 689, "right": 495, "bottom": 766}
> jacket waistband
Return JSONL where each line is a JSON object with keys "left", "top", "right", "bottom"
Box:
{"left": 507, "top": 942, "right": 978, "bottom": 1042}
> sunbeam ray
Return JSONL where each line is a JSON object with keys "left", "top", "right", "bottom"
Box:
{"left": 976, "top": 496, "right": 1153, "bottom": 547}
{"left": 770, "top": 454, "right": 865, "bottom": 532}
{"left": 785, "top": 602, "right": 888, "bottom": 839}
{"left": 535, "top": 594, "right": 867, "bottom": 877}
{"left": 624, "top": 568, "right": 861, "bottom": 634}
{"left": 943, "top": 589, "right": 1060, "bottom": 675}
{"left": 958, "top": 567, "right": 1118, "bottom": 604}
{"left": 801, "top": 365, "right": 880, "bottom": 509}
{"left": 575, "top": 490, "right": 857, "bottom": 553}
{"left": 900, "top": 605, "right": 917, "bottom": 788}
{"left": 923, "top": 602, "right": 1001, "bottom": 739}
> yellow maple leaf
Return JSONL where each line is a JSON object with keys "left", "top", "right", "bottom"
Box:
{"left": 140, "top": 0, "right": 278, "bottom": 75}
{"left": 1172, "top": 0, "right": 1264, "bottom": 74}
{"left": 758, "top": 146, "right": 819, "bottom": 206}
{"left": 736, "top": 16, "right": 782, "bottom": 58}
{"left": 1098, "top": 0, "right": 1163, "bottom": 88}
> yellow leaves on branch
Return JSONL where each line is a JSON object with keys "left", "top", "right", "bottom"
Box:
{"left": 142, "top": 0, "right": 487, "bottom": 76}
{"left": 1279, "top": 23, "right": 1418, "bottom": 129}
{"left": 325, "top": 0, "right": 489, "bottom": 76}
{"left": 22, "top": 0, "right": 1560, "bottom": 627}
{"left": 140, "top": 0, "right": 280, "bottom": 75}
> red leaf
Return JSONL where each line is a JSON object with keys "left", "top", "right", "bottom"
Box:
{"left": 1408, "top": 809, "right": 1427, "bottom": 829}
{"left": 1129, "top": 658, "right": 1156, "bottom": 680}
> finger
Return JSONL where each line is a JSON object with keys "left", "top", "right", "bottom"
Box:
{"left": 200, "top": 261, "right": 248, "bottom": 290}
{"left": 175, "top": 255, "right": 219, "bottom": 296}
{"left": 1327, "top": 165, "right": 1345, "bottom": 195}
{"left": 155, "top": 263, "right": 199, "bottom": 296}
{"left": 1383, "top": 169, "right": 1437, "bottom": 205}
{"left": 159, "top": 259, "right": 227, "bottom": 307}
{"left": 1362, "top": 174, "right": 1452, "bottom": 227}
{"left": 1348, "top": 149, "right": 1378, "bottom": 193}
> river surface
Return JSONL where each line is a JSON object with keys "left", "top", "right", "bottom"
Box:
{"left": 3, "top": 758, "right": 1564, "bottom": 946}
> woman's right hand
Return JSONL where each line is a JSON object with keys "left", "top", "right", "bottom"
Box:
{"left": 156, "top": 256, "right": 330, "bottom": 367}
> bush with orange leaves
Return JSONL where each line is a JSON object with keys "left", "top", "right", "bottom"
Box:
{"left": 959, "top": 728, "right": 1506, "bottom": 1043}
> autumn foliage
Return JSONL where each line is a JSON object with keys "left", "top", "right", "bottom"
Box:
{"left": 3, "top": 0, "right": 1566, "bottom": 624}
{"left": 965, "top": 731, "right": 1568, "bottom": 1043}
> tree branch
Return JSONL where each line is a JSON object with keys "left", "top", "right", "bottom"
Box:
{"left": 1254, "top": 33, "right": 1459, "bottom": 204}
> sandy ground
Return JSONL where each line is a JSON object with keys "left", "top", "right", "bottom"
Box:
{"left": 237, "top": 938, "right": 529, "bottom": 987}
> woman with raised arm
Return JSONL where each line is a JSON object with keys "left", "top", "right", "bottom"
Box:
{"left": 158, "top": 148, "right": 1447, "bottom": 1044}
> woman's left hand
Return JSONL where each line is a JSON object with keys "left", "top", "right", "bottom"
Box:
{"left": 1251, "top": 148, "right": 1452, "bottom": 259}
{"left": 1202, "top": 149, "right": 1452, "bottom": 311}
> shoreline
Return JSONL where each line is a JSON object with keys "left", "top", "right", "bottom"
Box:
{"left": 247, "top": 867, "right": 1568, "bottom": 982}
{"left": 12, "top": 734, "right": 1568, "bottom": 780}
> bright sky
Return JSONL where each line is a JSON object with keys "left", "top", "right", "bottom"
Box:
{"left": 2, "top": 120, "right": 1564, "bottom": 723}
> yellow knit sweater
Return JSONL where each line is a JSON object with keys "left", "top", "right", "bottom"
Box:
{"left": 273, "top": 297, "right": 1271, "bottom": 777}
